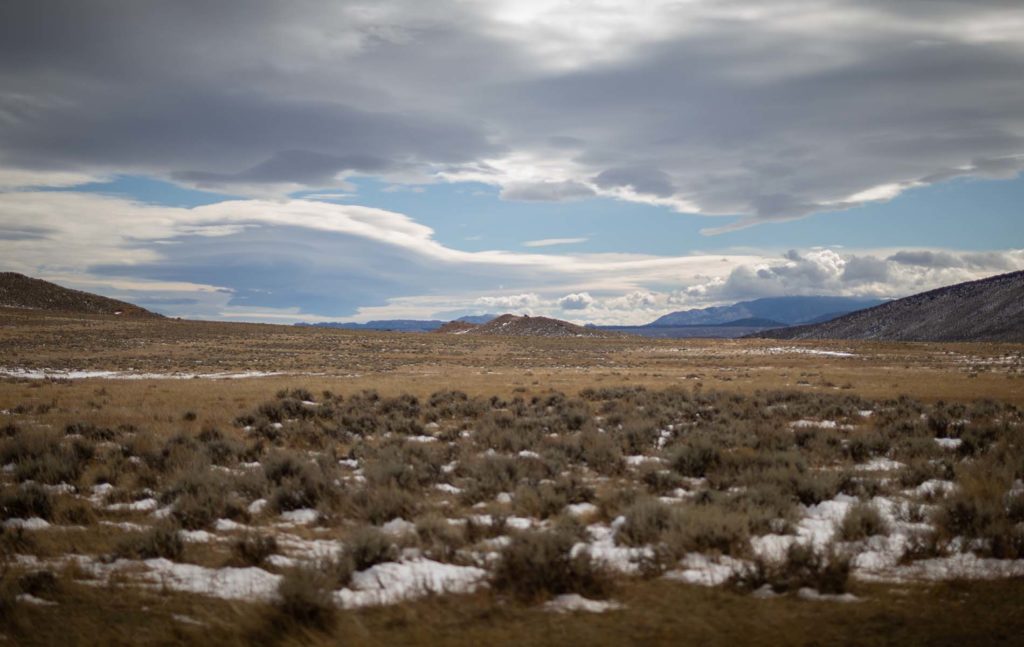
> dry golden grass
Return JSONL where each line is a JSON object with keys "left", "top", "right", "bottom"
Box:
{"left": 1, "top": 307, "right": 1022, "bottom": 409}
{"left": 1, "top": 308, "right": 1023, "bottom": 645}
{"left": 6, "top": 577, "right": 1024, "bottom": 646}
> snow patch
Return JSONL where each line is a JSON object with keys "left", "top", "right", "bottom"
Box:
{"left": 279, "top": 508, "right": 318, "bottom": 525}
{"left": 16, "top": 593, "right": 57, "bottom": 606}
{"left": 797, "top": 587, "right": 860, "bottom": 603}
{"left": 2, "top": 517, "right": 50, "bottom": 530}
{"left": 858, "top": 554, "right": 1024, "bottom": 582}
{"left": 566, "top": 502, "right": 599, "bottom": 518}
{"left": 854, "top": 458, "right": 905, "bottom": 472}
{"left": 664, "top": 553, "right": 750, "bottom": 586}
{"left": 139, "top": 558, "right": 281, "bottom": 600}
{"left": 334, "top": 558, "right": 487, "bottom": 608}
{"left": 572, "top": 520, "right": 653, "bottom": 574}
{"left": 0, "top": 367, "right": 285, "bottom": 380}
{"left": 544, "top": 594, "right": 624, "bottom": 613}
{"left": 381, "top": 518, "right": 417, "bottom": 536}
{"left": 107, "top": 498, "right": 159, "bottom": 512}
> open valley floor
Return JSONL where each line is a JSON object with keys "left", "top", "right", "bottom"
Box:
{"left": 1, "top": 309, "right": 1023, "bottom": 645}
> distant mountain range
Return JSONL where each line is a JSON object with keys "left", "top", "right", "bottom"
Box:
{"left": 754, "top": 270, "right": 1024, "bottom": 342}
{"left": 295, "top": 297, "right": 887, "bottom": 338}
{"left": 297, "top": 314, "right": 498, "bottom": 333}
{"left": 647, "top": 296, "right": 885, "bottom": 327}
{"left": 591, "top": 296, "right": 884, "bottom": 339}
{"left": 0, "top": 272, "right": 159, "bottom": 317}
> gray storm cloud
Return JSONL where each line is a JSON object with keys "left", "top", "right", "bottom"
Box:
{"left": 0, "top": 1, "right": 1022, "bottom": 225}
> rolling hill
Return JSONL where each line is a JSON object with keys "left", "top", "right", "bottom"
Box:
{"left": 441, "top": 314, "right": 618, "bottom": 338}
{"left": 0, "top": 272, "right": 159, "bottom": 317}
{"left": 753, "top": 270, "right": 1024, "bottom": 342}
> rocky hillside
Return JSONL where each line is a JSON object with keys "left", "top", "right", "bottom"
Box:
{"left": 0, "top": 272, "right": 159, "bottom": 317}
{"left": 447, "top": 314, "right": 617, "bottom": 338}
{"left": 754, "top": 270, "right": 1024, "bottom": 342}
{"left": 433, "top": 321, "right": 478, "bottom": 334}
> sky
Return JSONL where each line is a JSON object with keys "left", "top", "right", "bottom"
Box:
{"left": 0, "top": 0, "right": 1022, "bottom": 325}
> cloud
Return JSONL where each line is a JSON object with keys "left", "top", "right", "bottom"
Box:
{"left": 557, "top": 292, "right": 594, "bottom": 310}
{"left": 0, "top": 1, "right": 1021, "bottom": 226}
{"left": 841, "top": 255, "right": 890, "bottom": 283}
{"left": 522, "top": 237, "right": 589, "bottom": 248}
{"left": 501, "top": 180, "right": 594, "bottom": 202}
{"left": 0, "top": 188, "right": 1021, "bottom": 324}
{"left": 705, "top": 247, "right": 1024, "bottom": 301}
{"left": 594, "top": 167, "right": 675, "bottom": 199}
{"left": 475, "top": 293, "right": 541, "bottom": 310}
{"left": 884, "top": 249, "right": 1020, "bottom": 271}
{"left": 887, "top": 250, "right": 964, "bottom": 268}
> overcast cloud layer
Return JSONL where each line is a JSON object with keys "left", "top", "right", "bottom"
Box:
{"left": 0, "top": 1, "right": 1021, "bottom": 322}
{"left": 2, "top": 0, "right": 1024, "bottom": 222}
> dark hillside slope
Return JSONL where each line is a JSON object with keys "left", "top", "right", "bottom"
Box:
{"left": 0, "top": 272, "right": 159, "bottom": 317}
{"left": 754, "top": 270, "right": 1024, "bottom": 342}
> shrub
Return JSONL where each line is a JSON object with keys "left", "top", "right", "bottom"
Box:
{"left": 164, "top": 464, "right": 250, "bottom": 528}
{"left": 351, "top": 486, "right": 416, "bottom": 524}
{"left": 838, "top": 502, "right": 889, "bottom": 541}
{"left": 0, "top": 484, "right": 53, "bottom": 521}
{"left": 0, "top": 526, "right": 34, "bottom": 555}
{"left": 898, "top": 459, "right": 946, "bottom": 489}
{"left": 264, "top": 452, "right": 330, "bottom": 512}
{"left": 64, "top": 422, "right": 116, "bottom": 442}
{"left": 415, "top": 514, "right": 466, "bottom": 561}
{"left": 639, "top": 465, "right": 685, "bottom": 495}
{"left": 596, "top": 486, "right": 644, "bottom": 520}
{"left": 458, "top": 456, "right": 527, "bottom": 505}
{"left": 17, "top": 570, "right": 59, "bottom": 598}
{"left": 934, "top": 464, "right": 1024, "bottom": 558}
{"left": 669, "top": 439, "right": 720, "bottom": 478}
{"left": 53, "top": 498, "right": 96, "bottom": 526}
{"left": 958, "top": 424, "right": 1001, "bottom": 456}
{"left": 665, "top": 506, "right": 750, "bottom": 557}
{"left": 726, "top": 484, "right": 797, "bottom": 535}
{"left": 364, "top": 442, "right": 446, "bottom": 491}
{"left": 2, "top": 429, "right": 93, "bottom": 485}
{"left": 278, "top": 387, "right": 315, "bottom": 403}
{"left": 787, "top": 470, "right": 845, "bottom": 506}
{"left": 155, "top": 434, "right": 203, "bottom": 473}
{"left": 492, "top": 530, "right": 611, "bottom": 602}
{"left": 346, "top": 526, "right": 399, "bottom": 571}
{"left": 117, "top": 521, "right": 184, "bottom": 560}
{"left": 231, "top": 533, "right": 278, "bottom": 567}
{"left": 197, "top": 427, "right": 242, "bottom": 466}
{"left": 513, "top": 483, "right": 567, "bottom": 520}
{"left": 172, "top": 490, "right": 226, "bottom": 530}
{"left": 426, "top": 390, "right": 474, "bottom": 419}
{"left": 272, "top": 566, "right": 337, "bottom": 633}
{"left": 616, "top": 499, "right": 672, "bottom": 546}
{"left": 737, "top": 543, "right": 850, "bottom": 595}
{"left": 611, "top": 418, "right": 661, "bottom": 455}
{"left": 579, "top": 431, "right": 623, "bottom": 475}
{"left": 845, "top": 431, "right": 891, "bottom": 463}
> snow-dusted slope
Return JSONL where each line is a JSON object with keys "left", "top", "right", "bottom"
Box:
{"left": 755, "top": 270, "right": 1024, "bottom": 342}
